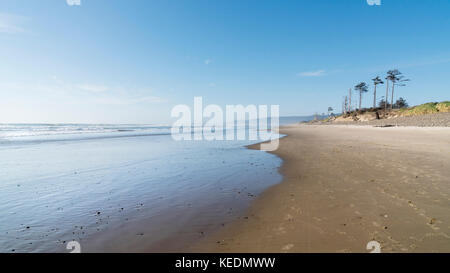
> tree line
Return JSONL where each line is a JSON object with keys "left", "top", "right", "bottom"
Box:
{"left": 339, "top": 69, "right": 410, "bottom": 115}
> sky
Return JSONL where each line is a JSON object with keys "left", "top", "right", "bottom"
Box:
{"left": 0, "top": 0, "right": 449, "bottom": 124}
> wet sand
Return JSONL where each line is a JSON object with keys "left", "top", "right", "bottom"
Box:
{"left": 192, "top": 125, "right": 450, "bottom": 253}
{"left": 0, "top": 130, "right": 282, "bottom": 253}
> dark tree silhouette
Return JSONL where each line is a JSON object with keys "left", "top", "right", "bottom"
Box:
{"left": 371, "top": 76, "right": 384, "bottom": 108}
{"left": 328, "top": 107, "right": 333, "bottom": 116}
{"left": 394, "top": 97, "right": 409, "bottom": 109}
{"left": 354, "top": 82, "right": 369, "bottom": 110}
{"left": 387, "top": 69, "right": 410, "bottom": 110}
{"left": 379, "top": 98, "right": 391, "bottom": 109}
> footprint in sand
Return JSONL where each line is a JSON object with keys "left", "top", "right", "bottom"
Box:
{"left": 290, "top": 206, "right": 302, "bottom": 214}
{"left": 427, "top": 218, "right": 441, "bottom": 231}
{"left": 274, "top": 226, "right": 286, "bottom": 235}
{"left": 284, "top": 214, "right": 294, "bottom": 221}
{"left": 282, "top": 244, "right": 294, "bottom": 251}
{"left": 336, "top": 229, "right": 347, "bottom": 235}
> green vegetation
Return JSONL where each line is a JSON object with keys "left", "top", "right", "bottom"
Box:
{"left": 334, "top": 68, "right": 449, "bottom": 120}
{"left": 436, "top": 101, "right": 450, "bottom": 112}
{"left": 400, "top": 101, "right": 450, "bottom": 116}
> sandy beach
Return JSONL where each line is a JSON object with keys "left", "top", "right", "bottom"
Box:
{"left": 193, "top": 125, "right": 450, "bottom": 253}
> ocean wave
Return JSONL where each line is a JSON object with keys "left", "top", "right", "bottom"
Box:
{"left": 0, "top": 124, "right": 173, "bottom": 144}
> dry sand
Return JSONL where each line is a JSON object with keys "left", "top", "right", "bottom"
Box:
{"left": 192, "top": 125, "right": 450, "bottom": 253}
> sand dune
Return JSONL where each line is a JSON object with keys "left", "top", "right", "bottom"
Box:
{"left": 193, "top": 125, "right": 450, "bottom": 253}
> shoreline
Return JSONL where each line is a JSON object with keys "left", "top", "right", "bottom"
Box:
{"left": 0, "top": 129, "right": 283, "bottom": 253}
{"left": 191, "top": 124, "right": 450, "bottom": 253}
{"left": 75, "top": 136, "right": 283, "bottom": 253}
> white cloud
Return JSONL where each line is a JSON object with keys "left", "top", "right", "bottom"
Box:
{"left": 66, "top": 0, "right": 81, "bottom": 6}
{"left": 0, "top": 13, "right": 28, "bottom": 34}
{"left": 298, "top": 70, "right": 326, "bottom": 77}
{"left": 92, "top": 96, "right": 165, "bottom": 106}
{"left": 0, "top": 81, "right": 165, "bottom": 106}
{"left": 0, "top": 80, "right": 167, "bottom": 123}
{"left": 77, "top": 84, "right": 109, "bottom": 93}
{"left": 204, "top": 59, "right": 212, "bottom": 65}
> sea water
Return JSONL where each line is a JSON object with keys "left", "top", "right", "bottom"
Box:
{"left": 0, "top": 117, "right": 310, "bottom": 252}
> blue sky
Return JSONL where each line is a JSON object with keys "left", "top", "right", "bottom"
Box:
{"left": 0, "top": 0, "right": 449, "bottom": 124}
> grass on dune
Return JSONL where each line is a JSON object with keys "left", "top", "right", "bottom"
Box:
{"left": 436, "top": 101, "right": 450, "bottom": 112}
{"left": 400, "top": 101, "right": 450, "bottom": 116}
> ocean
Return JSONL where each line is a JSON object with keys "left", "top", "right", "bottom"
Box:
{"left": 0, "top": 117, "right": 312, "bottom": 252}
